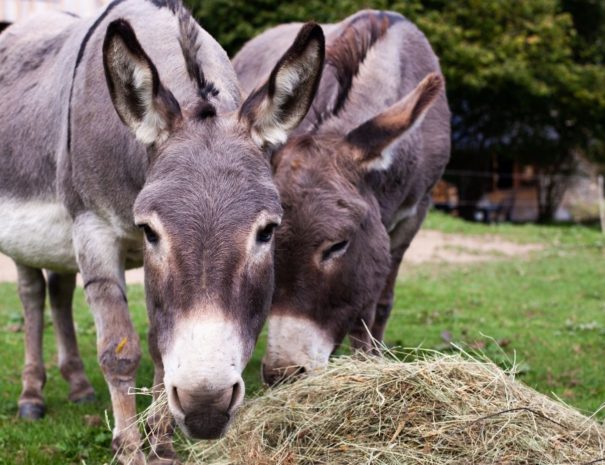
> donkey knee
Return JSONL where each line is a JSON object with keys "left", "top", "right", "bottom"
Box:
{"left": 370, "top": 301, "right": 394, "bottom": 344}
{"left": 375, "top": 301, "right": 393, "bottom": 326}
{"left": 98, "top": 337, "right": 141, "bottom": 384}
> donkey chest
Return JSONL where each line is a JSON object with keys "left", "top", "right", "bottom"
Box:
{"left": 386, "top": 202, "right": 423, "bottom": 252}
{"left": 387, "top": 204, "right": 419, "bottom": 233}
{"left": 0, "top": 197, "right": 78, "bottom": 272}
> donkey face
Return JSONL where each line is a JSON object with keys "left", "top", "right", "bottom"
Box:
{"left": 103, "top": 20, "right": 324, "bottom": 438}
{"left": 263, "top": 74, "right": 443, "bottom": 384}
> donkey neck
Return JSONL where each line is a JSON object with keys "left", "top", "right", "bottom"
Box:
{"left": 64, "top": 0, "right": 241, "bottom": 221}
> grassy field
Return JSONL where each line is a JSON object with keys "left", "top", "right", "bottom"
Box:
{"left": 1, "top": 212, "right": 604, "bottom": 465}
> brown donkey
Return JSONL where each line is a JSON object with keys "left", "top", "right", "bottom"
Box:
{"left": 234, "top": 10, "right": 451, "bottom": 384}
{"left": 0, "top": 1, "right": 324, "bottom": 462}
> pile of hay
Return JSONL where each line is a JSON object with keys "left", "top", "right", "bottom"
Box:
{"left": 151, "top": 352, "right": 605, "bottom": 464}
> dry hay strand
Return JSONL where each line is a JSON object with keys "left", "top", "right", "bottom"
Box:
{"left": 182, "top": 352, "right": 605, "bottom": 465}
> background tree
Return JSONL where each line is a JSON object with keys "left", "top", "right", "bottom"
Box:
{"left": 411, "top": 0, "right": 605, "bottom": 221}
{"left": 186, "top": 0, "right": 605, "bottom": 222}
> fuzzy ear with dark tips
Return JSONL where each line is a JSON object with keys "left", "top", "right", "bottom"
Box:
{"left": 103, "top": 19, "right": 182, "bottom": 145}
{"left": 346, "top": 73, "right": 444, "bottom": 171}
{"left": 239, "top": 22, "right": 325, "bottom": 152}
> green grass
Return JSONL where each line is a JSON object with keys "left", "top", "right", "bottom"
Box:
{"left": 424, "top": 211, "right": 604, "bottom": 246}
{"left": 1, "top": 211, "right": 604, "bottom": 464}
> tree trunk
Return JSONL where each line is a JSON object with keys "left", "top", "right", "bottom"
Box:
{"left": 536, "top": 155, "right": 576, "bottom": 223}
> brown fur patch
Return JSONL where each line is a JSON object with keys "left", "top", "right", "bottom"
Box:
{"left": 290, "top": 158, "right": 302, "bottom": 170}
{"left": 346, "top": 73, "right": 443, "bottom": 158}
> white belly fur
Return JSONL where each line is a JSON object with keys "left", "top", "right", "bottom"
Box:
{"left": 0, "top": 197, "right": 78, "bottom": 272}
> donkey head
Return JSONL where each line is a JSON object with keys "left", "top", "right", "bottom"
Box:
{"left": 102, "top": 19, "right": 324, "bottom": 437}
{"left": 262, "top": 73, "right": 443, "bottom": 385}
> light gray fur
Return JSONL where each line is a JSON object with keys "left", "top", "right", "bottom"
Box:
{"left": 0, "top": 2, "right": 239, "bottom": 270}
{"left": 0, "top": 2, "right": 326, "bottom": 461}
{"left": 0, "top": 1, "right": 240, "bottom": 462}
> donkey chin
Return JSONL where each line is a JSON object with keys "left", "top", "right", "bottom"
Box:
{"left": 162, "top": 316, "right": 247, "bottom": 439}
{"left": 261, "top": 314, "right": 335, "bottom": 386}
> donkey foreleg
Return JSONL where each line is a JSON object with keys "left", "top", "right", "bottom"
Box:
{"left": 372, "top": 198, "right": 430, "bottom": 343}
{"left": 350, "top": 239, "right": 411, "bottom": 353}
{"left": 85, "top": 278, "right": 144, "bottom": 464}
{"left": 371, "top": 243, "right": 407, "bottom": 344}
{"left": 15, "top": 263, "right": 47, "bottom": 420}
{"left": 349, "top": 317, "right": 377, "bottom": 354}
{"left": 74, "top": 215, "right": 144, "bottom": 465}
{"left": 47, "top": 271, "right": 95, "bottom": 403}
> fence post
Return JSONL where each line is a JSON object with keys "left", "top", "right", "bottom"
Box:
{"left": 599, "top": 175, "right": 605, "bottom": 235}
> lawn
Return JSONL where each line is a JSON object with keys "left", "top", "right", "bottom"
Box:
{"left": 1, "top": 212, "right": 604, "bottom": 465}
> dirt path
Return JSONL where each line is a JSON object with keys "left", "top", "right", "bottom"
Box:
{"left": 0, "top": 253, "right": 144, "bottom": 284}
{"left": 0, "top": 230, "right": 542, "bottom": 284}
{"left": 404, "top": 230, "right": 542, "bottom": 264}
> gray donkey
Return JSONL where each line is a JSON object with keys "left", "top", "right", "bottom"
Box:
{"left": 234, "top": 10, "right": 451, "bottom": 385}
{"left": 0, "top": 0, "right": 324, "bottom": 462}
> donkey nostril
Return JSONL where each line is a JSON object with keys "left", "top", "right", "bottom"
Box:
{"left": 171, "top": 386, "right": 184, "bottom": 415}
{"left": 228, "top": 382, "right": 242, "bottom": 412}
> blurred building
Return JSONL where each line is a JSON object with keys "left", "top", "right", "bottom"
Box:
{"left": 0, "top": 0, "right": 110, "bottom": 31}
{"left": 433, "top": 156, "right": 600, "bottom": 224}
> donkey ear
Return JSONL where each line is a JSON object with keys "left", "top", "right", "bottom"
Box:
{"left": 103, "top": 19, "right": 182, "bottom": 146}
{"left": 346, "top": 73, "right": 443, "bottom": 172}
{"left": 239, "top": 22, "right": 325, "bottom": 151}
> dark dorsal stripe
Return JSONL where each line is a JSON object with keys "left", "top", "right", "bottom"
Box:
{"left": 326, "top": 11, "right": 403, "bottom": 119}
{"left": 67, "top": 0, "right": 128, "bottom": 152}
{"left": 67, "top": 0, "right": 219, "bottom": 153}
{"left": 74, "top": 0, "right": 128, "bottom": 72}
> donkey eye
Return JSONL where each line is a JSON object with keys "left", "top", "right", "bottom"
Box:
{"left": 138, "top": 224, "right": 159, "bottom": 245}
{"left": 322, "top": 240, "right": 349, "bottom": 261}
{"left": 257, "top": 223, "right": 278, "bottom": 244}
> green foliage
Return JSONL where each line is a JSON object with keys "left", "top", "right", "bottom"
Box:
{"left": 562, "top": 0, "right": 605, "bottom": 64}
{"left": 186, "top": 0, "right": 605, "bottom": 174}
{"left": 187, "top": 0, "right": 397, "bottom": 56}
{"left": 188, "top": 0, "right": 390, "bottom": 55}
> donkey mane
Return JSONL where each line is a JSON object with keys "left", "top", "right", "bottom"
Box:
{"left": 176, "top": 7, "right": 220, "bottom": 102}
{"left": 323, "top": 11, "right": 403, "bottom": 121}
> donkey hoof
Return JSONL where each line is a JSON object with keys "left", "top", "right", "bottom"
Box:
{"left": 72, "top": 392, "right": 96, "bottom": 404}
{"left": 19, "top": 403, "right": 45, "bottom": 420}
